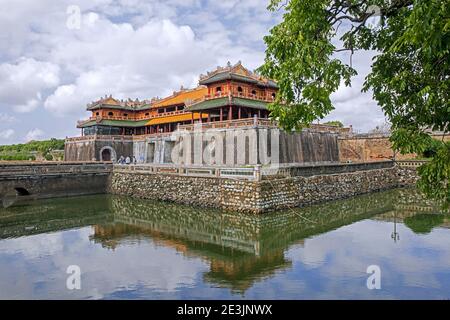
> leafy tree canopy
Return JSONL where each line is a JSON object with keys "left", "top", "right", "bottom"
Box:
{"left": 323, "top": 120, "right": 344, "bottom": 127}
{"left": 0, "top": 138, "right": 65, "bottom": 154}
{"left": 260, "top": 0, "right": 449, "bottom": 204}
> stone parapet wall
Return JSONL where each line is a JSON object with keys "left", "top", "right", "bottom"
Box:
{"left": 109, "top": 164, "right": 419, "bottom": 214}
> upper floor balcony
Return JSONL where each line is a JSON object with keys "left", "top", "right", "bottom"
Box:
{"left": 197, "top": 91, "right": 275, "bottom": 103}
{"left": 77, "top": 110, "right": 193, "bottom": 127}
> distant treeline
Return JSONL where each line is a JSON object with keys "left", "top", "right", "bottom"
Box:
{"left": 0, "top": 138, "right": 65, "bottom": 161}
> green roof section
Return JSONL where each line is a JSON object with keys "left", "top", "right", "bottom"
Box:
{"left": 77, "top": 119, "right": 149, "bottom": 128}
{"left": 199, "top": 73, "right": 277, "bottom": 89}
{"left": 199, "top": 73, "right": 258, "bottom": 85}
{"left": 233, "top": 97, "right": 269, "bottom": 110}
{"left": 186, "top": 97, "right": 229, "bottom": 111}
{"left": 186, "top": 97, "right": 269, "bottom": 112}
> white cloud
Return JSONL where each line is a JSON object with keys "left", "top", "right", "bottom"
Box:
{"left": 0, "top": 0, "right": 387, "bottom": 142}
{"left": 25, "top": 128, "right": 44, "bottom": 141}
{"left": 14, "top": 98, "right": 40, "bottom": 113}
{"left": 0, "top": 58, "right": 59, "bottom": 113}
{"left": 44, "top": 15, "right": 265, "bottom": 116}
{"left": 0, "top": 129, "right": 15, "bottom": 140}
{"left": 0, "top": 113, "right": 16, "bottom": 122}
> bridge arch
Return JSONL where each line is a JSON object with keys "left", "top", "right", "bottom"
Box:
{"left": 99, "top": 146, "right": 117, "bottom": 162}
{"left": 15, "top": 187, "right": 30, "bottom": 196}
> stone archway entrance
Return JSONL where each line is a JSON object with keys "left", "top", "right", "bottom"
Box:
{"left": 99, "top": 146, "right": 116, "bottom": 162}
{"left": 101, "top": 149, "right": 111, "bottom": 161}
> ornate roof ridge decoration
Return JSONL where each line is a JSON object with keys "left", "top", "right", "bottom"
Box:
{"left": 198, "top": 61, "right": 277, "bottom": 88}
{"left": 87, "top": 94, "right": 152, "bottom": 110}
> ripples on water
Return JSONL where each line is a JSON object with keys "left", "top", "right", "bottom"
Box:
{"left": 0, "top": 188, "right": 449, "bottom": 299}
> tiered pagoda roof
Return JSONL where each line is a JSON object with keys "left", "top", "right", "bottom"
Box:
{"left": 198, "top": 61, "right": 277, "bottom": 89}
{"left": 87, "top": 95, "right": 151, "bottom": 111}
{"left": 79, "top": 62, "right": 277, "bottom": 131}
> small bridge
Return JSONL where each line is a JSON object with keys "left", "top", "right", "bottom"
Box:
{"left": 0, "top": 162, "right": 112, "bottom": 207}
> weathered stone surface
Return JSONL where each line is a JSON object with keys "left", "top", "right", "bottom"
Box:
{"left": 396, "top": 166, "right": 420, "bottom": 186}
{"left": 0, "top": 161, "right": 421, "bottom": 213}
{"left": 0, "top": 162, "right": 112, "bottom": 204}
{"left": 109, "top": 165, "right": 419, "bottom": 214}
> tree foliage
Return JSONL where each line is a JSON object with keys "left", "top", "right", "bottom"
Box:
{"left": 404, "top": 213, "right": 445, "bottom": 234}
{"left": 260, "top": 0, "right": 450, "bottom": 204}
{"left": 324, "top": 120, "right": 344, "bottom": 127}
{"left": 0, "top": 138, "right": 64, "bottom": 161}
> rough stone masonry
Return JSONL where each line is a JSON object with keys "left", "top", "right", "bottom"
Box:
{"left": 108, "top": 164, "right": 419, "bottom": 214}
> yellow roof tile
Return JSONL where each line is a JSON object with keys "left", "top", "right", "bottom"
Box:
{"left": 146, "top": 112, "right": 207, "bottom": 126}
{"left": 152, "top": 86, "right": 207, "bottom": 108}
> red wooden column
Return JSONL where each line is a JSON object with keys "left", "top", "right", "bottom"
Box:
{"left": 228, "top": 105, "right": 232, "bottom": 120}
{"left": 220, "top": 107, "right": 223, "bottom": 121}
{"left": 238, "top": 107, "right": 241, "bottom": 119}
{"left": 199, "top": 112, "right": 203, "bottom": 123}
{"left": 208, "top": 112, "right": 211, "bottom": 123}
{"left": 191, "top": 112, "right": 194, "bottom": 124}
{"left": 258, "top": 110, "right": 261, "bottom": 118}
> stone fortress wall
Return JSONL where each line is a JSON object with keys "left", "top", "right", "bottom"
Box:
{"left": 0, "top": 160, "right": 420, "bottom": 213}
{"left": 338, "top": 132, "right": 450, "bottom": 162}
{"left": 65, "top": 120, "right": 341, "bottom": 166}
{"left": 108, "top": 161, "right": 419, "bottom": 213}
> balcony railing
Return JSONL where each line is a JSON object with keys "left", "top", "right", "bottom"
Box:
{"left": 65, "top": 135, "right": 135, "bottom": 142}
{"left": 113, "top": 163, "right": 261, "bottom": 181}
{"left": 77, "top": 110, "right": 193, "bottom": 127}
{"left": 177, "top": 117, "right": 277, "bottom": 131}
{"left": 186, "top": 92, "right": 275, "bottom": 106}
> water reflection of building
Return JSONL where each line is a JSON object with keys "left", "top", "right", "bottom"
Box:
{"left": 2, "top": 188, "right": 444, "bottom": 293}
{"left": 89, "top": 191, "right": 398, "bottom": 292}
{"left": 0, "top": 195, "right": 112, "bottom": 239}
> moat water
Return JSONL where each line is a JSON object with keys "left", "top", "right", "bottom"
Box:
{"left": 0, "top": 188, "right": 449, "bottom": 299}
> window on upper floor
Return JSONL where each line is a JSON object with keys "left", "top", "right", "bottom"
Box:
{"left": 251, "top": 90, "right": 256, "bottom": 96}
{"left": 216, "top": 86, "right": 222, "bottom": 93}
{"left": 145, "top": 113, "right": 149, "bottom": 116}
{"left": 123, "top": 113, "right": 128, "bottom": 117}
{"left": 96, "top": 112, "right": 99, "bottom": 116}
{"left": 108, "top": 112, "right": 114, "bottom": 116}
{"left": 166, "top": 106, "right": 176, "bottom": 112}
{"left": 237, "top": 86, "right": 243, "bottom": 93}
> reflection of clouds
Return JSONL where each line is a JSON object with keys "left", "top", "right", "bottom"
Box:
{"left": 269, "top": 220, "right": 450, "bottom": 299}
{"left": 0, "top": 226, "right": 207, "bottom": 299}
{"left": 0, "top": 231, "right": 65, "bottom": 258}
{"left": 1, "top": 218, "right": 450, "bottom": 299}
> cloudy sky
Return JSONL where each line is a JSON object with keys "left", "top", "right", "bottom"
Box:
{"left": 0, "top": 0, "right": 386, "bottom": 144}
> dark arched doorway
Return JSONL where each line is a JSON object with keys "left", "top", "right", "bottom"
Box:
{"left": 101, "top": 148, "right": 111, "bottom": 161}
